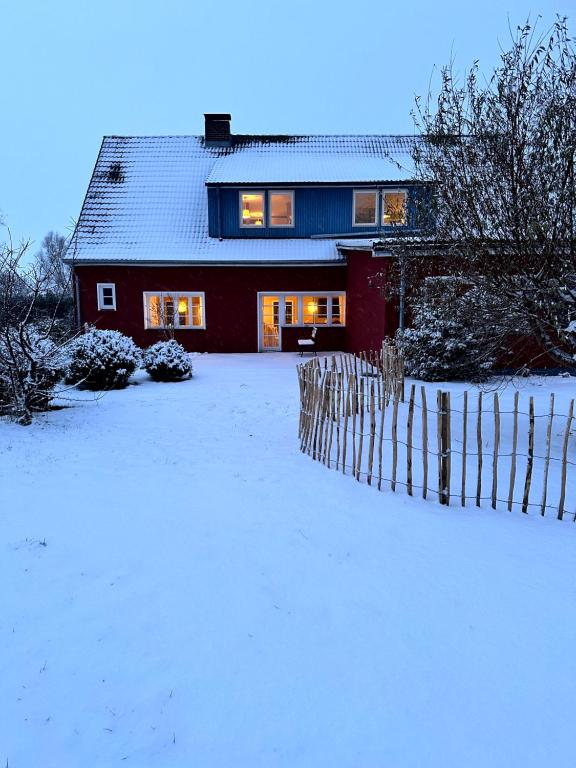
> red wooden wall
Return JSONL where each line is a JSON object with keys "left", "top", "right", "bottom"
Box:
{"left": 75, "top": 264, "right": 348, "bottom": 352}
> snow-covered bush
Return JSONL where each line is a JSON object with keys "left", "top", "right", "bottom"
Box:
{"left": 143, "top": 340, "right": 193, "bottom": 382}
{"left": 0, "top": 328, "right": 68, "bottom": 423}
{"left": 397, "top": 278, "right": 498, "bottom": 382}
{"left": 66, "top": 328, "right": 141, "bottom": 390}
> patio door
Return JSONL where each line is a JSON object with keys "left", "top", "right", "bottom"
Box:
{"left": 259, "top": 294, "right": 300, "bottom": 351}
{"left": 261, "top": 295, "right": 280, "bottom": 350}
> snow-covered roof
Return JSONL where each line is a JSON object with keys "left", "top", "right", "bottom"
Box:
{"left": 206, "top": 152, "right": 414, "bottom": 185}
{"left": 67, "top": 134, "right": 417, "bottom": 265}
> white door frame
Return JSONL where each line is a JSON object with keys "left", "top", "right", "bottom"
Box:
{"left": 257, "top": 291, "right": 346, "bottom": 352}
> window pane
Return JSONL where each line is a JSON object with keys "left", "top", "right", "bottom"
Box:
{"left": 354, "top": 191, "right": 377, "bottom": 225}
{"left": 284, "top": 296, "right": 298, "bottom": 325}
{"left": 270, "top": 192, "right": 293, "bottom": 226}
{"left": 191, "top": 296, "right": 203, "bottom": 327}
{"left": 382, "top": 191, "right": 407, "bottom": 225}
{"left": 148, "top": 295, "right": 162, "bottom": 327}
{"left": 241, "top": 193, "right": 265, "bottom": 226}
{"left": 332, "top": 296, "right": 345, "bottom": 325}
{"left": 163, "top": 296, "right": 174, "bottom": 326}
{"left": 177, "top": 296, "right": 189, "bottom": 327}
{"left": 303, "top": 296, "right": 328, "bottom": 325}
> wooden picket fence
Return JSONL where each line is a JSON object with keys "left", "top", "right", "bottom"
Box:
{"left": 297, "top": 349, "right": 576, "bottom": 522}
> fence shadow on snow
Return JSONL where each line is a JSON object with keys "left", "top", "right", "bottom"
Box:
{"left": 297, "top": 345, "right": 575, "bottom": 523}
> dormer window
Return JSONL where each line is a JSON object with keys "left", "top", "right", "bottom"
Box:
{"left": 382, "top": 189, "right": 407, "bottom": 226}
{"left": 240, "top": 192, "right": 265, "bottom": 227}
{"left": 270, "top": 191, "right": 294, "bottom": 227}
{"left": 353, "top": 190, "right": 377, "bottom": 226}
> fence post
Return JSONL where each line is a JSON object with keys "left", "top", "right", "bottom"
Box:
{"left": 421, "top": 386, "right": 428, "bottom": 500}
{"left": 438, "top": 390, "right": 450, "bottom": 505}
{"left": 541, "top": 393, "right": 554, "bottom": 516}
{"left": 522, "top": 396, "right": 535, "bottom": 513}
{"left": 406, "top": 383, "right": 415, "bottom": 496}
{"left": 476, "top": 392, "right": 483, "bottom": 507}
{"left": 558, "top": 399, "right": 574, "bottom": 521}
{"left": 491, "top": 392, "right": 500, "bottom": 510}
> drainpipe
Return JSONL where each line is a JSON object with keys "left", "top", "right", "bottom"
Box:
{"left": 73, "top": 272, "right": 82, "bottom": 331}
{"left": 398, "top": 254, "right": 406, "bottom": 334}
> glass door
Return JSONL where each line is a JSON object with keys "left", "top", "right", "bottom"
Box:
{"left": 261, "top": 295, "right": 280, "bottom": 350}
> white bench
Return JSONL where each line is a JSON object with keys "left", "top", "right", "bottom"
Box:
{"left": 298, "top": 327, "right": 317, "bottom": 356}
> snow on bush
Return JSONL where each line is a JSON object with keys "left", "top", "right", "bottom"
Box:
{"left": 397, "top": 278, "right": 497, "bottom": 382}
{"left": 143, "top": 340, "right": 193, "bottom": 382}
{"left": 0, "top": 328, "right": 68, "bottom": 423}
{"left": 66, "top": 328, "right": 141, "bottom": 390}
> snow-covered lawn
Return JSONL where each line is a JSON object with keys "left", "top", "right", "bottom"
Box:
{"left": 1, "top": 353, "right": 575, "bottom": 768}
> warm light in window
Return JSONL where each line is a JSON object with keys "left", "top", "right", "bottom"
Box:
{"left": 178, "top": 299, "right": 188, "bottom": 313}
{"left": 307, "top": 301, "right": 318, "bottom": 314}
{"left": 241, "top": 192, "right": 265, "bottom": 226}
{"left": 382, "top": 190, "right": 407, "bottom": 226}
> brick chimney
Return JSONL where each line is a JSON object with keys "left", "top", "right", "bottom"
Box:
{"left": 204, "top": 113, "right": 232, "bottom": 147}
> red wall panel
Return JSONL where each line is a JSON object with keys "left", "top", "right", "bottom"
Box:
{"left": 345, "top": 251, "right": 398, "bottom": 353}
{"left": 75, "top": 264, "right": 347, "bottom": 352}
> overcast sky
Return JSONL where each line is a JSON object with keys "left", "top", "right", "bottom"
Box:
{"left": 0, "top": 0, "right": 568, "bottom": 252}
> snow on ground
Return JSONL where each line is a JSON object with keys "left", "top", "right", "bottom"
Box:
{"left": 1, "top": 353, "right": 575, "bottom": 768}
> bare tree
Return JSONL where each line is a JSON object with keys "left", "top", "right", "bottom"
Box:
{"left": 34, "top": 231, "right": 70, "bottom": 295}
{"left": 0, "top": 235, "right": 72, "bottom": 424}
{"left": 407, "top": 18, "right": 576, "bottom": 367}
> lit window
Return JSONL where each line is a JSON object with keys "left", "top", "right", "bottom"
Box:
{"left": 240, "top": 192, "right": 265, "bottom": 227}
{"left": 382, "top": 190, "right": 407, "bottom": 226}
{"left": 97, "top": 283, "right": 116, "bottom": 310}
{"left": 331, "top": 295, "right": 345, "bottom": 325}
{"left": 303, "top": 296, "right": 328, "bottom": 324}
{"left": 270, "top": 191, "right": 294, "bottom": 227}
{"left": 353, "top": 190, "right": 377, "bottom": 226}
{"left": 284, "top": 296, "right": 298, "bottom": 324}
{"left": 144, "top": 292, "right": 205, "bottom": 329}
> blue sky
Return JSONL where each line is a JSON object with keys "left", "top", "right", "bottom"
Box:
{"left": 0, "top": 0, "right": 568, "bottom": 252}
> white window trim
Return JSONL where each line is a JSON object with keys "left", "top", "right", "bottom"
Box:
{"left": 381, "top": 188, "right": 408, "bottom": 227}
{"left": 239, "top": 190, "right": 266, "bottom": 228}
{"left": 143, "top": 291, "right": 206, "bottom": 330}
{"left": 97, "top": 283, "right": 116, "bottom": 311}
{"left": 268, "top": 190, "right": 295, "bottom": 228}
{"left": 257, "top": 291, "right": 346, "bottom": 352}
{"left": 352, "top": 189, "right": 378, "bottom": 227}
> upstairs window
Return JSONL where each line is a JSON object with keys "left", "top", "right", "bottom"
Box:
{"left": 97, "top": 283, "right": 116, "bottom": 310}
{"left": 353, "top": 190, "right": 377, "bottom": 226}
{"left": 382, "top": 189, "right": 407, "bottom": 226}
{"left": 144, "top": 292, "right": 205, "bottom": 329}
{"left": 270, "top": 191, "right": 294, "bottom": 227}
{"left": 240, "top": 192, "right": 265, "bottom": 227}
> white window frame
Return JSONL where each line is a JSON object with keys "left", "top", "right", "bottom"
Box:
{"left": 239, "top": 190, "right": 266, "bottom": 228}
{"left": 381, "top": 188, "right": 408, "bottom": 227}
{"left": 268, "top": 190, "right": 295, "bottom": 228}
{"left": 97, "top": 283, "right": 116, "bottom": 311}
{"left": 257, "top": 291, "right": 346, "bottom": 352}
{"left": 143, "top": 291, "right": 206, "bottom": 330}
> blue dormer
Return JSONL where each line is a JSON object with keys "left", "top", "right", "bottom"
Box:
{"left": 205, "top": 148, "right": 420, "bottom": 239}
{"left": 207, "top": 185, "right": 421, "bottom": 238}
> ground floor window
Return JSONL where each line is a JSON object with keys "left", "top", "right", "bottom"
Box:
{"left": 302, "top": 294, "right": 346, "bottom": 325}
{"left": 259, "top": 292, "right": 346, "bottom": 350}
{"left": 143, "top": 292, "right": 205, "bottom": 329}
{"left": 97, "top": 283, "right": 116, "bottom": 310}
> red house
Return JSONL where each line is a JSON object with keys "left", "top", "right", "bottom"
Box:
{"left": 66, "top": 114, "right": 419, "bottom": 353}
